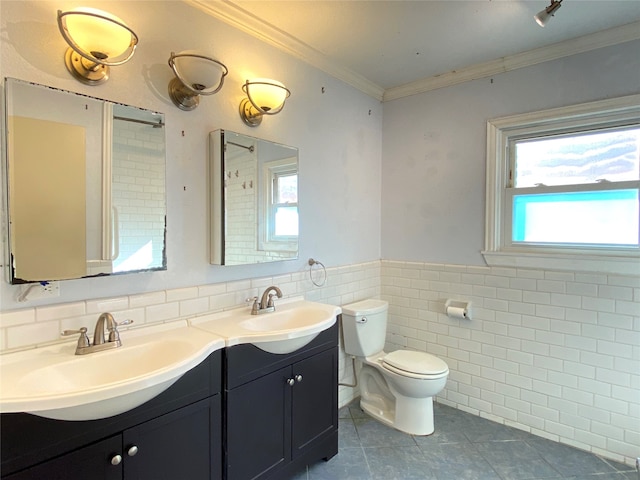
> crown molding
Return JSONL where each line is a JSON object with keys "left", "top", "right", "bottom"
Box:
{"left": 185, "top": 0, "right": 385, "bottom": 101}
{"left": 185, "top": 1, "right": 639, "bottom": 103}
{"left": 383, "top": 21, "right": 640, "bottom": 102}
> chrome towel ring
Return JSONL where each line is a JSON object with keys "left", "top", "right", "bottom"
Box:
{"left": 308, "top": 258, "right": 327, "bottom": 287}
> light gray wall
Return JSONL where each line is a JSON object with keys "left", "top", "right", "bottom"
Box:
{"left": 0, "top": 0, "right": 382, "bottom": 310}
{"left": 381, "top": 40, "right": 640, "bottom": 265}
{"left": 379, "top": 40, "right": 640, "bottom": 465}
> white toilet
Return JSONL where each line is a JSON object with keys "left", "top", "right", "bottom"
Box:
{"left": 341, "top": 299, "right": 449, "bottom": 436}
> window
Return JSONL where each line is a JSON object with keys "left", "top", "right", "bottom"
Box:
{"left": 259, "top": 159, "right": 298, "bottom": 252}
{"left": 484, "top": 95, "right": 640, "bottom": 274}
{"left": 270, "top": 168, "right": 298, "bottom": 239}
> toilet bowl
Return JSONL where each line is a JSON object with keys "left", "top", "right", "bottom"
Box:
{"left": 341, "top": 299, "right": 449, "bottom": 435}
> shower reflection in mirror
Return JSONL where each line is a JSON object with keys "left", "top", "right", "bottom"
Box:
{"left": 4, "top": 78, "right": 167, "bottom": 284}
{"left": 209, "top": 130, "right": 298, "bottom": 266}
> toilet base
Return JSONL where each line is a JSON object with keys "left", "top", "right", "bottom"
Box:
{"left": 360, "top": 395, "right": 435, "bottom": 436}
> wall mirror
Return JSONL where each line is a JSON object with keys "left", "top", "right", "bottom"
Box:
{"left": 209, "top": 130, "right": 298, "bottom": 265}
{"left": 3, "top": 78, "right": 167, "bottom": 284}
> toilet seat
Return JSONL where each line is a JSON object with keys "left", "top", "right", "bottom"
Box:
{"left": 382, "top": 350, "right": 449, "bottom": 379}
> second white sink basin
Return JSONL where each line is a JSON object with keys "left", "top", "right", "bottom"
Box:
{"left": 238, "top": 305, "right": 336, "bottom": 332}
{"left": 0, "top": 321, "right": 225, "bottom": 421}
{"left": 190, "top": 298, "right": 341, "bottom": 354}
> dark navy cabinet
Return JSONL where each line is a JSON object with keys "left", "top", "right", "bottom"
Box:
{"left": 224, "top": 323, "right": 339, "bottom": 480}
{"left": 0, "top": 323, "right": 339, "bottom": 480}
{"left": 1, "top": 350, "right": 222, "bottom": 480}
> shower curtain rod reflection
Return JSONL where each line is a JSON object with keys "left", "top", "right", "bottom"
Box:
{"left": 226, "top": 141, "right": 254, "bottom": 153}
{"left": 113, "top": 116, "right": 165, "bottom": 128}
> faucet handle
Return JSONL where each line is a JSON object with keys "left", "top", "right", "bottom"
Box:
{"left": 115, "top": 319, "right": 134, "bottom": 328}
{"left": 62, "top": 327, "right": 90, "bottom": 349}
{"left": 108, "top": 319, "right": 134, "bottom": 342}
{"left": 267, "top": 293, "right": 278, "bottom": 308}
{"left": 246, "top": 296, "right": 259, "bottom": 313}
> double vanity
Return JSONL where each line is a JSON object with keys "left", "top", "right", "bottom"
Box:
{"left": 0, "top": 297, "right": 341, "bottom": 480}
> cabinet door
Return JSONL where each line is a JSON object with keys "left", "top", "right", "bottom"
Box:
{"left": 123, "top": 397, "right": 218, "bottom": 480}
{"left": 2, "top": 436, "right": 122, "bottom": 480}
{"left": 291, "top": 347, "right": 338, "bottom": 459}
{"left": 226, "top": 366, "right": 291, "bottom": 480}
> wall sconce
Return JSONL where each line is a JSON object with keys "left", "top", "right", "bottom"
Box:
{"left": 168, "top": 51, "right": 228, "bottom": 111}
{"left": 239, "top": 79, "right": 291, "bottom": 127}
{"left": 534, "top": 0, "right": 563, "bottom": 27}
{"left": 57, "top": 8, "right": 138, "bottom": 85}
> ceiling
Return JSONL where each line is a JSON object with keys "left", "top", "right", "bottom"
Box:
{"left": 188, "top": 1, "right": 640, "bottom": 101}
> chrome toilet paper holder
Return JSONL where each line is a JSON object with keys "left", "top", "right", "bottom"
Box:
{"left": 445, "top": 299, "right": 472, "bottom": 320}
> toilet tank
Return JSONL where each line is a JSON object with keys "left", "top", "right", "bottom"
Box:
{"left": 341, "top": 299, "right": 388, "bottom": 357}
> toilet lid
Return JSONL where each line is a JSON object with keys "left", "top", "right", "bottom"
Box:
{"left": 382, "top": 350, "right": 448, "bottom": 375}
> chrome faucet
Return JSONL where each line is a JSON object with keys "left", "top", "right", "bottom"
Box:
{"left": 248, "top": 286, "right": 283, "bottom": 315}
{"left": 93, "top": 312, "right": 117, "bottom": 345}
{"left": 62, "top": 313, "right": 133, "bottom": 355}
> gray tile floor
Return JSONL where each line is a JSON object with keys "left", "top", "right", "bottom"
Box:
{"left": 291, "top": 400, "right": 638, "bottom": 480}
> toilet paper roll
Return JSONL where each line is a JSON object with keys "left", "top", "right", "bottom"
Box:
{"left": 446, "top": 306, "right": 468, "bottom": 319}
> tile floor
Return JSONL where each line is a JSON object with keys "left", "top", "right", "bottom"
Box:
{"left": 291, "top": 400, "right": 638, "bottom": 480}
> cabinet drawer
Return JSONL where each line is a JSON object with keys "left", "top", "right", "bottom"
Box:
{"left": 225, "top": 322, "right": 338, "bottom": 389}
{"left": 2, "top": 436, "right": 122, "bottom": 480}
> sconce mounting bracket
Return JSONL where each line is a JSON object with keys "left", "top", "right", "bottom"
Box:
{"left": 239, "top": 98, "right": 263, "bottom": 127}
{"left": 64, "top": 48, "right": 109, "bottom": 86}
{"left": 168, "top": 77, "right": 200, "bottom": 111}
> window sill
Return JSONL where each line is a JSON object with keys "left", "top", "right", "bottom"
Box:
{"left": 481, "top": 250, "right": 640, "bottom": 275}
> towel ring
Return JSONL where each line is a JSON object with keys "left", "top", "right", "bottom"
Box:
{"left": 308, "top": 258, "right": 327, "bottom": 287}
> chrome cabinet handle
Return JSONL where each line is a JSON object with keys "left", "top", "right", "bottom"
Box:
{"left": 286, "top": 378, "right": 295, "bottom": 386}
{"left": 127, "top": 445, "right": 139, "bottom": 457}
{"left": 295, "top": 374, "right": 303, "bottom": 383}
{"left": 110, "top": 454, "right": 122, "bottom": 466}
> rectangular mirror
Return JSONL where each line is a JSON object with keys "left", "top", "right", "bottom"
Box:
{"left": 209, "top": 130, "right": 298, "bottom": 265}
{"left": 3, "top": 78, "right": 167, "bottom": 284}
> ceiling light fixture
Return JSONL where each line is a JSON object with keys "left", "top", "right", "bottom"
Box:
{"left": 57, "top": 8, "right": 138, "bottom": 85}
{"left": 534, "top": 0, "right": 563, "bottom": 27}
{"left": 168, "top": 51, "right": 228, "bottom": 111}
{"left": 239, "top": 79, "right": 291, "bottom": 127}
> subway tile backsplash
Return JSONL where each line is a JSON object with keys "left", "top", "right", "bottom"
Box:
{"left": 381, "top": 260, "right": 639, "bottom": 466}
{"left": 1, "top": 259, "right": 638, "bottom": 466}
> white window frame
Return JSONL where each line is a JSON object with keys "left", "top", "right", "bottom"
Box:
{"left": 258, "top": 157, "right": 298, "bottom": 253}
{"left": 483, "top": 94, "right": 640, "bottom": 275}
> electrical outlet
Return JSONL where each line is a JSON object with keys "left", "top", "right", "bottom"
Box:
{"left": 19, "top": 281, "right": 60, "bottom": 301}
{"left": 41, "top": 282, "right": 60, "bottom": 297}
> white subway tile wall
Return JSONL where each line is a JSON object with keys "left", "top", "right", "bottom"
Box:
{"left": 224, "top": 146, "right": 260, "bottom": 264}
{"left": 111, "top": 118, "right": 166, "bottom": 272}
{"left": 381, "top": 260, "right": 640, "bottom": 466}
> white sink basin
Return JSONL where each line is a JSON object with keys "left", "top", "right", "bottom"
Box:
{"left": 190, "top": 298, "right": 341, "bottom": 354}
{"left": 0, "top": 321, "right": 225, "bottom": 421}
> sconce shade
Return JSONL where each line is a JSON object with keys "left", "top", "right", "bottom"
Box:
{"left": 240, "top": 79, "right": 291, "bottom": 127}
{"left": 168, "top": 51, "right": 228, "bottom": 111}
{"left": 534, "top": 0, "right": 562, "bottom": 27}
{"left": 57, "top": 8, "right": 138, "bottom": 85}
